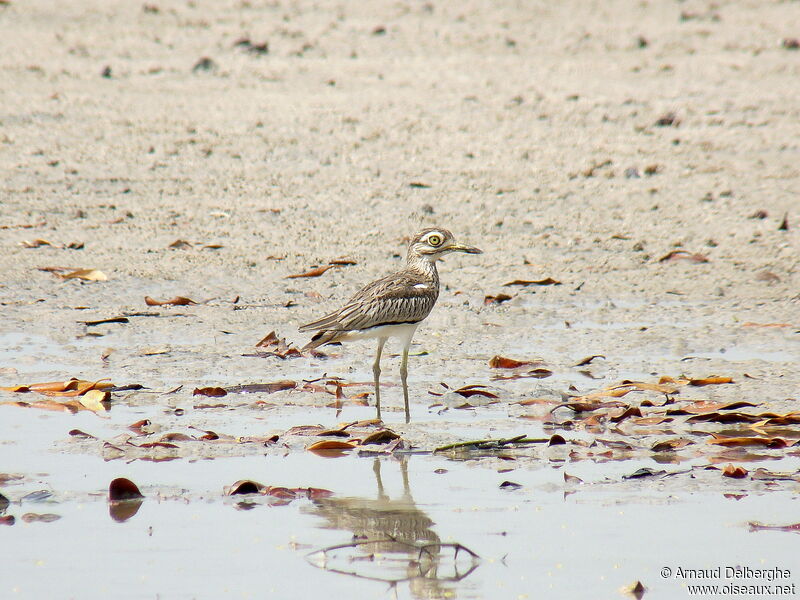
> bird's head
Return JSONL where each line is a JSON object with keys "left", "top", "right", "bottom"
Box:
{"left": 407, "top": 228, "right": 482, "bottom": 262}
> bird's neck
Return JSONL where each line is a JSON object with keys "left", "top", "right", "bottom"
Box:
{"left": 406, "top": 253, "right": 440, "bottom": 287}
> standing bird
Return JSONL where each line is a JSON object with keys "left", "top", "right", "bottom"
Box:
{"left": 300, "top": 228, "right": 482, "bottom": 422}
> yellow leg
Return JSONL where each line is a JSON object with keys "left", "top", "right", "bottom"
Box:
{"left": 373, "top": 338, "right": 387, "bottom": 421}
{"left": 400, "top": 344, "right": 410, "bottom": 423}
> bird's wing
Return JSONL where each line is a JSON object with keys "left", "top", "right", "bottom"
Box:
{"left": 299, "top": 271, "right": 438, "bottom": 333}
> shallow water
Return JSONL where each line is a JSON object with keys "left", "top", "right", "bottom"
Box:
{"left": 2, "top": 447, "right": 798, "bottom": 599}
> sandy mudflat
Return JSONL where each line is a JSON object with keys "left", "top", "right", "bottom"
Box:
{"left": 1, "top": 2, "right": 800, "bottom": 599}
{"left": 0, "top": 0, "right": 798, "bottom": 437}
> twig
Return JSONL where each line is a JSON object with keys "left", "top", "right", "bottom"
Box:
{"left": 433, "top": 434, "right": 549, "bottom": 453}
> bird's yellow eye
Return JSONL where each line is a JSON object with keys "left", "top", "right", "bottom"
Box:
{"left": 427, "top": 234, "right": 442, "bottom": 247}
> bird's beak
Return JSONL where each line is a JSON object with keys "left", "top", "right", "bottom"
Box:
{"left": 448, "top": 243, "right": 483, "bottom": 255}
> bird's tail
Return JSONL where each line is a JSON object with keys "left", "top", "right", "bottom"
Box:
{"left": 301, "top": 329, "right": 340, "bottom": 351}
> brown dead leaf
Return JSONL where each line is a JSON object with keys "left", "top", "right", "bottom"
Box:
{"left": 722, "top": 464, "right": 748, "bottom": 479}
{"left": 489, "top": 356, "right": 536, "bottom": 369}
{"left": 60, "top": 268, "right": 108, "bottom": 281}
{"left": 658, "top": 250, "right": 709, "bottom": 263}
{"left": 40, "top": 379, "right": 113, "bottom": 397}
{"left": 685, "top": 412, "right": 763, "bottom": 424}
{"left": 361, "top": 430, "right": 400, "bottom": 445}
{"left": 0, "top": 384, "right": 31, "bottom": 392}
{"left": 682, "top": 400, "right": 758, "bottom": 414}
{"left": 159, "top": 432, "right": 194, "bottom": 442}
{"left": 452, "top": 385, "right": 498, "bottom": 399}
{"left": 224, "top": 480, "right": 267, "bottom": 495}
{"left": 708, "top": 434, "right": 790, "bottom": 449}
{"left": 192, "top": 387, "right": 227, "bottom": 398}
{"left": 19, "top": 239, "right": 55, "bottom": 248}
{"left": 250, "top": 331, "right": 307, "bottom": 359}
{"left": 748, "top": 522, "right": 800, "bottom": 533}
{"left": 633, "top": 416, "right": 673, "bottom": 426}
{"left": 306, "top": 439, "right": 358, "bottom": 453}
{"left": 553, "top": 400, "right": 628, "bottom": 413}
{"left": 484, "top": 293, "right": 512, "bottom": 305}
{"left": 621, "top": 581, "right": 646, "bottom": 600}
{"left": 755, "top": 413, "right": 800, "bottom": 426}
{"left": 574, "top": 354, "right": 605, "bottom": 366}
{"left": 128, "top": 419, "right": 152, "bottom": 434}
{"left": 651, "top": 438, "right": 693, "bottom": 452}
{"left": 517, "top": 398, "right": 559, "bottom": 407}
{"left": 689, "top": 376, "right": 733, "bottom": 386}
{"left": 144, "top": 296, "right": 197, "bottom": 306}
{"left": 742, "top": 322, "right": 794, "bottom": 328}
{"left": 68, "top": 429, "right": 97, "bottom": 439}
{"left": 137, "top": 441, "right": 179, "bottom": 449}
{"left": 255, "top": 331, "right": 279, "bottom": 347}
{"left": 1, "top": 378, "right": 114, "bottom": 397}
{"left": 609, "top": 406, "right": 642, "bottom": 423}
{"left": 503, "top": 277, "right": 561, "bottom": 287}
{"left": 286, "top": 265, "right": 337, "bottom": 279}
{"left": 750, "top": 468, "right": 800, "bottom": 482}
{"left": 108, "top": 478, "right": 143, "bottom": 501}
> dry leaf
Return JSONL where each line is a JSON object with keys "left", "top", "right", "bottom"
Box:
{"left": 748, "top": 522, "right": 800, "bottom": 533}
{"left": 621, "top": 580, "right": 646, "bottom": 600}
{"left": 286, "top": 265, "right": 337, "bottom": 279}
{"left": 658, "top": 250, "right": 708, "bottom": 263}
{"left": 78, "top": 389, "right": 110, "bottom": 412}
{"left": 144, "top": 296, "right": 197, "bottom": 306}
{"left": 574, "top": 354, "right": 605, "bottom": 366}
{"left": 708, "top": 435, "right": 789, "bottom": 449}
{"left": 19, "top": 239, "right": 54, "bottom": 248}
{"left": 489, "top": 356, "right": 536, "bottom": 369}
{"left": 61, "top": 268, "right": 108, "bottom": 281}
{"left": 108, "top": 478, "right": 143, "bottom": 501}
{"left": 452, "top": 385, "right": 498, "bottom": 399}
{"left": 361, "top": 430, "right": 400, "bottom": 445}
{"left": 306, "top": 440, "right": 358, "bottom": 452}
{"left": 651, "top": 438, "right": 693, "bottom": 452}
{"left": 225, "top": 480, "right": 268, "bottom": 495}
{"left": 503, "top": 277, "right": 561, "bottom": 287}
{"left": 682, "top": 400, "right": 757, "bottom": 414}
{"left": 484, "top": 293, "right": 512, "bottom": 305}
{"left": 722, "top": 464, "right": 748, "bottom": 479}
{"left": 192, "top": 387, "right": 227, "bottom": 398}
{"left": 689, "top": 376, "right": 733, "bottom": 386}
{"left": 609, "top": 406, "right": 642, "bottom": 423}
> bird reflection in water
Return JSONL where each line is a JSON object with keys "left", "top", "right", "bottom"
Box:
{"left": 304, "top": 457, "right": 480, "bottom": 598}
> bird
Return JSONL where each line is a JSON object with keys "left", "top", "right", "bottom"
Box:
{"left": 299, "top": 228, "right": 482, "bottom": 422}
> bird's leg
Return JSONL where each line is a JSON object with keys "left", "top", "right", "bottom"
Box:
{"left": 373, "top": 337, "right": 387, "bottom": 421}
{"left": 400, "top": 342, "right": 411, "bottom": 423}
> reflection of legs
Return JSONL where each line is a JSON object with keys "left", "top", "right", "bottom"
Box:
{"left": 400, "top": 341, "right": 411, "bottom": 423}
{"left": 373, "top": 338, "right": 387, "bottom": 420}
{"left": 399, "top": 456, "right": 411, "bottom": 502}
{"left": 373, "top": 458, "right": 387, "bottom": 501}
